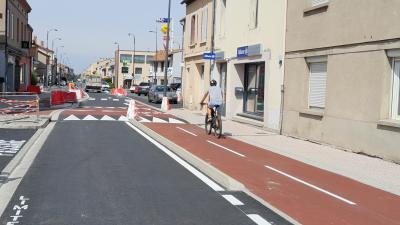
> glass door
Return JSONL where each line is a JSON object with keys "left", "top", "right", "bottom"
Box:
{"left": 244, "top": 63, "right": 265, "bottom": 116}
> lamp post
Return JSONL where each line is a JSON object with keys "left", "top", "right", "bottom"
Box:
{"left": 163, "top": 0, "right": 172, "bottom": 97}
{"left": 114, "top": 42, "right": 120, "bottom": 88}
{"left": 45, "top": 28, "right": 58, "bottom": 88}
{"left": 128, "top": 33, "right": 136, "bottom": 86}
{"left": 51, "top": 38, "right": 61, "bottom": 85}
{"left": 149, "top": 29, "right": 158, "bottom": 85}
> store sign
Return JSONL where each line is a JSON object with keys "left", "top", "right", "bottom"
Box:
{"left": 203, "top": 52, "right": 216, "bottom": 60}
{"left": 237, "top": 44, "right": 262, "bottom": 58}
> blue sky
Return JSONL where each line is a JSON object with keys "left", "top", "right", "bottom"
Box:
{"left": 29, "top": 0, "right": 186, "bottom": 73}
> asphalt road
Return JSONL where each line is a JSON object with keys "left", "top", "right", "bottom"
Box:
{"left": 0, "top": 93, "right": 285, "bottom": 225}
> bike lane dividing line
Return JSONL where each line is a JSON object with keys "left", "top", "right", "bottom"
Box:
{"left": 176, "top": 127, "right": 198, "bottom": 137}
{"left": 207, "top": 140, "right": 246, "bottom": 158}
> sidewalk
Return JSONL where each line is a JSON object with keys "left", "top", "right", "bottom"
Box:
{"left": 169, "top": 108, "right": 400, "bottom": 196}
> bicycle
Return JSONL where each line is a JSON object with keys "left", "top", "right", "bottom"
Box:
{"left": 201, "top": 103, "right": 223, "bottom": 138}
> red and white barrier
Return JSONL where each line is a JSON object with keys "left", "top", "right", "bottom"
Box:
{"left": 126, "top": 100, "right": 137, "bottom": 120}
{"left": 161, "top": 97, "right": 171, "bottom": 112}
{"left": 111, "top": 88, "right": 127, "bottom": 97}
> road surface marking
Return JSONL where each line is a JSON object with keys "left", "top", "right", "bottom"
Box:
{"left": 176, "top": 127, "right": 197, "bottom": 136}
{"left": 0, "top": 140, "right": 26, "bottom": 157}
{"left": 88, "top": 98, "right": 95, "bottom": 101}
{"left": 153, "top": 117, "right": 167, "bottom": 123}
{"left": 138, "top": 117, "right": 151, "bottom": 123}
{"left": 101, "top": 98, "right": 108, "bottom": 101}
{"left": 106, "top": 107, "right": 115, "bottom": 109}
{"left": 247, "top": 214, "right": 272, "bottom": 225}
{"left": 126, "top": 122, "right": 225, "bottom": 192}
{"left": 118, "top": 116, "right": 129, "bottom": 121}
{"left": 82, "top": 115, "right": 98, "bottom": 121}
{"left": 64, "top": 115, "right": 80, "bottom": 121}
{"left": 95, "top": 107, "right": 103, "bottom": 109}
{"left": 113, "top": 99, "right": 120, "bottom": 102}
{"left": 207, "top": 141, "right": 246, "bottom": 158}
{"left": 100, "top": 115, "right": 116, "bottom": 121}
{"left": 222, "top": 195, "right": 244, "bottom": 206}
{"left": 265, "top": 165, "right": 357, "bottom": 205}
{"left": 169, "top": 118, "right": 185, "bottom": 124}
{"left": 124, "top": 103, "right": 129, "bottom": 106}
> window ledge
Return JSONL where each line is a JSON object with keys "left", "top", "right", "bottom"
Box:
{"left": 299, "top": 109, "right": 324, "bottom": 117}
{"left": 377, "top": 119, "right": 400, "bottom": 129}
{"left": 303, "top": 3, "right": 329, "bottom": 15}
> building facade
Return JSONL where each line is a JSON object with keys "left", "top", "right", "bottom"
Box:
{"left": 31, "top": 37, "right": 52, "bottom": 84}
{"left": 0, "top": 0, "right": 32, "bottom": 92}
{"left": 150, "top": 49, "right": 182, "bottom": 85}
{"left": 283, "top": 0, "right": 400, "bottom": 162}
{"left": 114, "top": 50, "right": 154, "bottom": 88}
{"left": 83, "top": 58, "right": 114, "bottom": 79}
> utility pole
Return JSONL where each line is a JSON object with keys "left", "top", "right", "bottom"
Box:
{"left": 128, "top": 33, "right": 136, "bottom": 86}
{"left": 149, "top": 27, "right": 158, "bottom": 85}
{"left": 163, "top": 0, "right": 172, "bottom": 97}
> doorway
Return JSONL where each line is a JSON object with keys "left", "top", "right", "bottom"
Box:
{"left": 243, "top": 63, "right": 265, "bottom": 116}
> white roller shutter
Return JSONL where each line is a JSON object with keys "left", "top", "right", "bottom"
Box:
{"left": 312, "top": 0, "right": 329, "bottom": 7}
{"left": 201, "top": 6, "right": 208, "bottom": 43}
{"left": 309, "top": 62, "right": 328, "bottom": 108}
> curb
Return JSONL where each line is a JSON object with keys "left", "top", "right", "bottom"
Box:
{"left": 129, "top": 119, "right": 301, "bottom": 225}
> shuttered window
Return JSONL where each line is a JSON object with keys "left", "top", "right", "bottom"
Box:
{"left": 312, "top": 0, "right": 329, "bottom": 7}
{"left": 201, "top": 6, "right": 208, "bottom": 43}
{"left": 392, "top": 59, "right": 400, "bottom": 120}
{"left": 309, "top": 62, "right": 328, "bottom": 109}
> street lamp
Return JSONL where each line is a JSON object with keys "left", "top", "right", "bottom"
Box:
{"left": 149, "top": 29, "right": 158, "bottom": 85}
{"left": 128, "top": 33, "right": 136, "bottom": 86}
{"left": 163, "top": 0, "right": 172, "bottom": 97}
{"left": 45, "top": 28, "right": 58, "bottom": 88}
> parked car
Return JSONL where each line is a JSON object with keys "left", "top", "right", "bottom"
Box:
{"left": 130, "top": 84, "right": 139, "bottom": 93}
{"left": 169, "top": 83, "right": 181, "bottom": 91}
{"left": 137, "top": 82, "right": 150, "bottom": 96}
{"left": 102, "top": 82, "right": 110, "bottom": 92}
{"left": 148, "top": 85, "right": 178, "bottom": 104}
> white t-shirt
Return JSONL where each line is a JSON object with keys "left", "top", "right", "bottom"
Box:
{"left": 208, "top": 86, "right": 223, "bottom": 105}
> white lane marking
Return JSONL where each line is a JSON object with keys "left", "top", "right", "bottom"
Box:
{"left": 101, "top": 115, "right": 116, "bottom": 121}
{"left": 265, "top": 165, "right": 357, "bottom": 205}
{"left": 101, "top": 98, "right": 108, "bottom": 101}
{"left": 88, "top": 98, "right": 96, "bottom": 101}
{"left": 113, "top": 99, "right": 120, "bottom": 102}
{"left": 206, "top": 141, "right": 246, "bottom": 158}
{"left": 153, "top": 117, "right": 167, "bottom": 123}
{"left": 169, "top": 118, "right": 185, "bottom": 124}
{"left": 222, "top": 195, "right": 244, "bottom": 206}
{"left": 247, "top": 214, "right": 272, "bottom": 225}
{"left": 126, "top": 122, "right": 225, "bottom": 192}
{"left": 176, "top": 127, "right": 197, "bottom": 137}
{"left": 138, "top": 117, "right": 151, "bottom": 123}
{"left": 106, "top": 107, "right": 115, "bottom": 109}
{"left": 124, "top": 103, "right": 129, "bottom": 106}
{"left": 118, "top": 116, "right": 129, "bottom": 121}
{"left": 64, "top": 115, "right": 80, "bottom": 121}
{"left": 95, "top": 107, "right": 103, "bottom": 109}
{"left": 82, "top": 115, "right": 98, "bottom": 121}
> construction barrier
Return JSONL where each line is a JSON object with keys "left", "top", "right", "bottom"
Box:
{"left": 0, "top": 92, "right": 39, "bottom": 115}
{"left": 27, "top": 85, "right": 41, "bottom": 94}
{"left": 51, "top": 91, "right": 66, "bottom": 106}
{"left": 64, "top": 92, "right": 77, "bottom": 104}
{"left": 111, "top": 88, "right": 127, "bottom": 97}
{"left": 126, "top": 100, "right": 137, "bottom": 120}
{"left": 161, "top": 97, "right": 171, "bottom": 112}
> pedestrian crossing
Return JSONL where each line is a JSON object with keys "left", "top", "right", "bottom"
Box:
{"left": 88, "top": 97, "right": 123, "bottom": 102}
{"left": 62, "top": 114, "right": 186, "bottom": 124}
{"left": 0, "top": 140, "right": 26, "bottom": 157}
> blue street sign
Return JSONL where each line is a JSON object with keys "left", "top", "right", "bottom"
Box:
{"left": 157, "top": 18, "right": 170, "bottom": 23}
{"left": 237, "top": 46, "right": 249, "bottom": 58}
{"left": 203, "top": 52, "right": 216, "bottom": 60}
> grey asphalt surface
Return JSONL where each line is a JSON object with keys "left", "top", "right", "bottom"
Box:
{"left": 0, "top": 129, "right": 35, "bottom": 172}
{"left": 127, "top": 92, "right": 183, "bottom": 109}
{"left": 81, "top": 92, "right": 129, "bottom": 108}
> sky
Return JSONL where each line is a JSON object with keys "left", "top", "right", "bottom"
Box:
{"left": 29, "top": 0, "right": 186, "bottom": 73}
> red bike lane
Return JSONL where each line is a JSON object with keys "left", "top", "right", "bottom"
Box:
{"left": 131, "top": 103, "right": 400, "bottom": 225}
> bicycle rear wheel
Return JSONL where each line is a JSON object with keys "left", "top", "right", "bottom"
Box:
{"left": 205, "top": 114, "right": 212, "bottom": 135}
{"left": 213, "top": 114, "right": 223, "bottom": 138}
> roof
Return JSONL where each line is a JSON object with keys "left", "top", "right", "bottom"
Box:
{"left": 18, "top": 0, "right": 32, "bottom": 13}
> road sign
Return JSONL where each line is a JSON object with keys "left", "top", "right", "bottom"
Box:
{"left": 157, "top": 18, "right": 170, "bottom": 23}
{"left": 203, "top": 52, "right": 216, "bottom": 60}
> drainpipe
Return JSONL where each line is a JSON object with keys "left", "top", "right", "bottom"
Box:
{"left": 4, "top": 0, "right": 9, "bottom": 92}
{"left": 279, "top": 0, "right": 289, "bottom": 135}
{"left": 209, "top": 0, "right": 216, "bottom": 80}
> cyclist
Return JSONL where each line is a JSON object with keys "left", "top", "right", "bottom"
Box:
{"left": 200, "top": 79, "right": 223, "bottom": 122}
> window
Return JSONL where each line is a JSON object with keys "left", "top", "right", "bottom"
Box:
{"left": 201, "top": 6, "right": 208, "bottom": 43}
{"left": 135, "top": 68, "right": 143, "bottom": 75}
{"left": 392, "top": 59, "right": 400, "bottom": 120}
{"left": 120, "top": 54, "right": 132, "bottom": 63}
{"left": 16, "top": 18, "right": 19, "bottom": 42}
{"left": 249, "top": 0, "right": 259, "bottom": 29}
{"left": 308, "top": 58, "right": 328, "bottom": 109}
{"left": 146, "top": 56, "right": 154, "bottom": 64}
{"left": 11, "top": 14, "right": 13, "bottom": 40}
{"left": 7, "top": 10, "right": 9, "bottom": 37}
{"left": 312, "top": 0, "right": 329, "bottom": 7}
{"left": 134, "top": 55, "right": 145, "bottom": 63}
{"left": 219, "top": 0, "right": 226, "bottom": 37}
{"left": 190, "top": 14, "right": 197, "bottom": 45}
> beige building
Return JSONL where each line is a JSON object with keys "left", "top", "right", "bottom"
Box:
{"left": 283, "top": 0, "right": 400, "bottom": 162}
{"left": 31, "top": 37, "right": 52, "bottom": 84}
{"left": 83, "top": 58, "right": 115, "bottom": 79}
{"left": 181, "top": 0, "right": 213, "bottom": 111}
{"left": 114, "top": 50, "right": 154, "bottom": 88}
{"left": 0, "top": 0, "right": 33, "bottom": 92}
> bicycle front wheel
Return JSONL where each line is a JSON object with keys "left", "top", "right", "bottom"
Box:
{"left": 205, "top": 114, "right": 212, "bottom": 135}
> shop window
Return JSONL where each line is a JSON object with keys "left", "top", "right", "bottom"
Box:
{"left": 391, "top": 59, "right": 400, "bottom": 120}
{"left": 307, "top": 58, "right": 328, "bottom": 109}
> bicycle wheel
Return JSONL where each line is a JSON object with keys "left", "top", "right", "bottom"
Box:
{"left": 205, "top": 114, "right": 212, "bottom": 135}
{"left": 213, "top": 114, "right": 223, "bottom": 138}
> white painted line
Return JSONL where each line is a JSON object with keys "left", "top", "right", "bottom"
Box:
{"left": 64, "top": 115, "right": 80, "bottom": 121}
{"left": 124, "top": 103, "right": 129, "bottom": 106}
{"left": 101, "top": 98, "right": 108, "bottom": 101}
{"left": 207, "top": 141, "right": 246, "bottom": 158}
{"left": 222, "top": 195, "right": 244, "bottom": 206}
{"left": 106, "top": 107, "right": 115, "bottom": 109}
{"left": 95, "top": 107, "right": 103, "bottom": 109}
{"left": 100, "top": 115, "right": 116, "bottom": 121}
{"left": 118, "top": 116, "right": 129, "bottom": 121}
{"left": 113, "top": 99, "right": 120, "bottom": 102}
{"left": 153, "top": 117, "right": 167, "bottom": 123}
{"left": 88, "top": 98, "right": 96, "bottom": 101}
{"left": 265, "top": 165, "right": 357, "bottom": 205}
{"left": 138, "top": 117, "right": 151, "bottom": 123}
{"left": 247, "top": 214, "right": 272, "bottom": 225}
{"left": 176, "top": 127, "right": 198, "bottom": 137}
{"left": 126, "top": 122, "right": 225, "bottom": 192}
{"left": 169, "top": 118, "right": 185, "bottom": 124}
{"left": 82, "top": 115, "right": 98, "bottom": 121}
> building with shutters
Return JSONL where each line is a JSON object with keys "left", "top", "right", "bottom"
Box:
{"left": 282, "top": 0, "right": 400, "bottom": 162}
